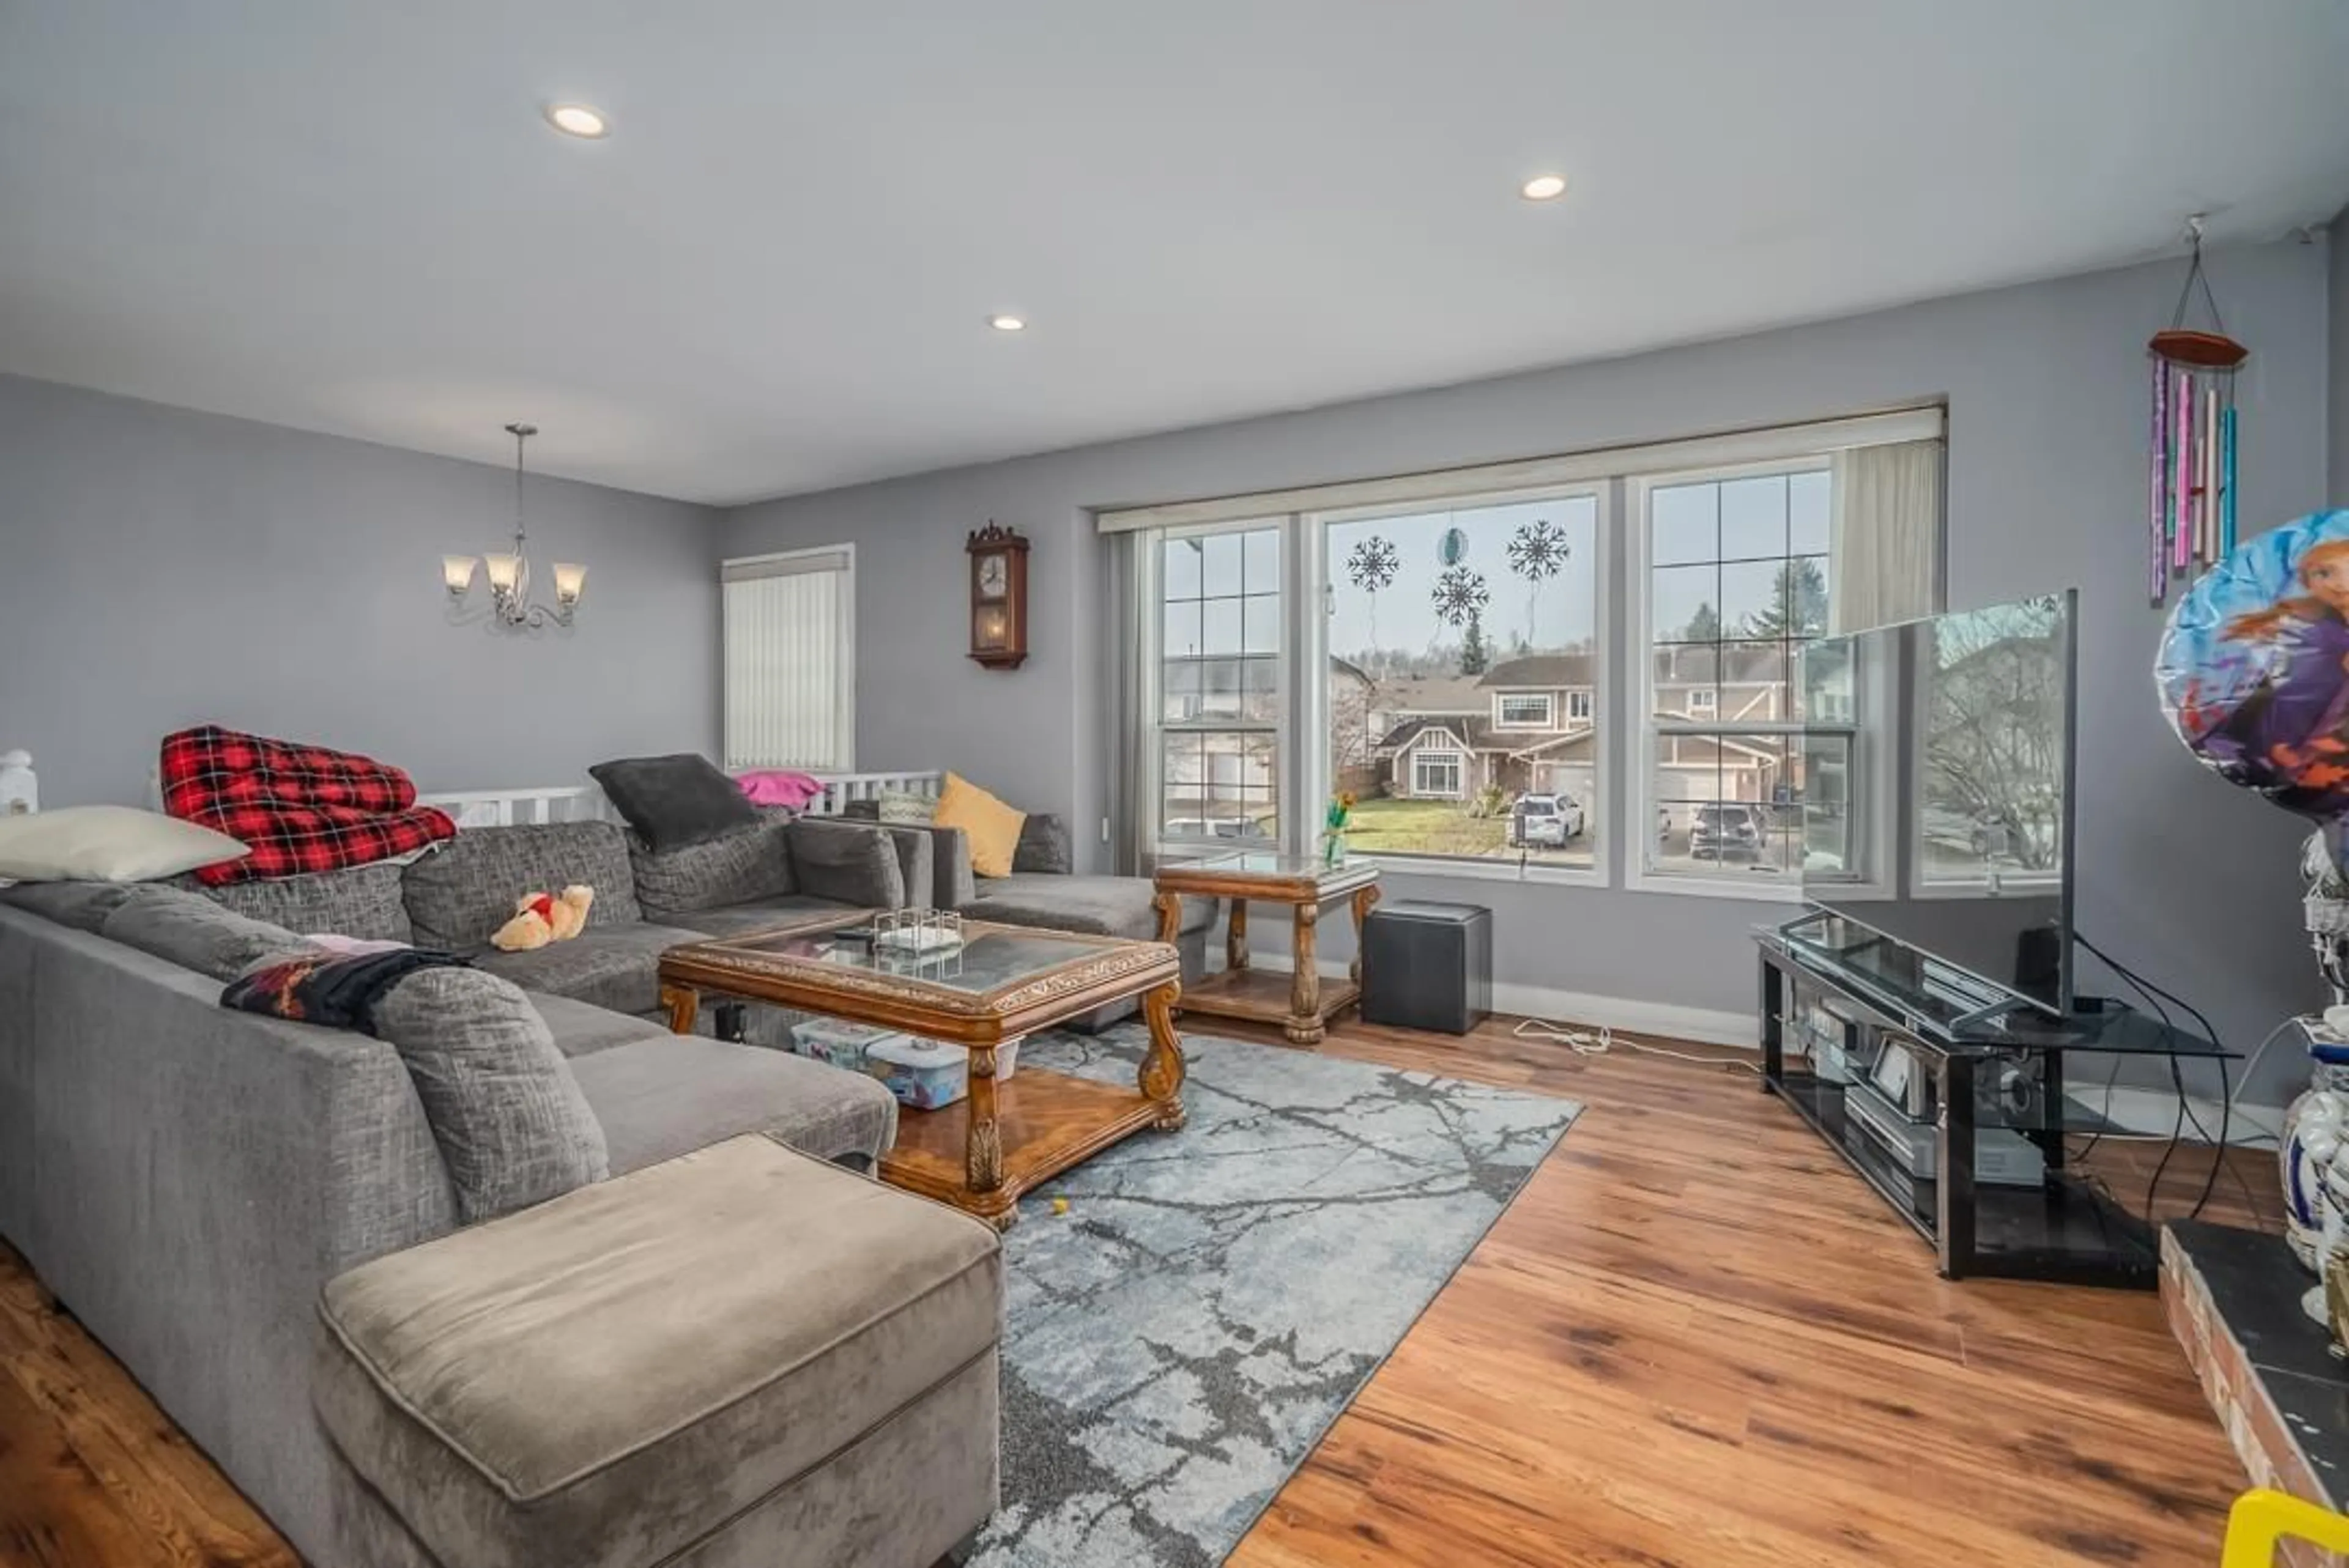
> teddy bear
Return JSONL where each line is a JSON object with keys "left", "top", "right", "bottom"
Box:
{"left": 489, "top": 885, "right": 595, "bottom": 953}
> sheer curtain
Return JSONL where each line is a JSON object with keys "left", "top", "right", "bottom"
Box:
{"left": 1105, "top": 532, "right": 1155, "bottom": 875}
{"left": 1829, "top": 438, "right": 1945, "bottom": 632}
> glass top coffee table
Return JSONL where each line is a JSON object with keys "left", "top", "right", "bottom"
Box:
{"left": 657, "top": 911, "right": 1186, "bottom": 1229}
{"left": 1150, "top": 851, "right": 1379, "bottom": 1046}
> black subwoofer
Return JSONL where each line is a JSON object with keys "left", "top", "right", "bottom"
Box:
{"left": 1360, "top": 900, "right": 1492, "bottom": 1035}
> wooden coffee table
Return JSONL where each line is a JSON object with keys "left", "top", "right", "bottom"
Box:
{"left": 1151, "top": 851, "right": 1379, "bottom": 1046}
{"left": 657, "top": 912, "right": 1185, "bottom": 1230}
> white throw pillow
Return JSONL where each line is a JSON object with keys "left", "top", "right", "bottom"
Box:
{"left": 876, "top": 790, "right": 937, "bottom": 825}
{"left": 0, "top": 805, "right": 250, "bottom": 882}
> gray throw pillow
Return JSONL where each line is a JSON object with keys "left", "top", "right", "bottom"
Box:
{"left": 588, "top": 754, "right": 759, "bottom": 852}
{"left": 399, "top": 822, "right": 641, "bottom": 950}
{"left": 0, "top": 880, "right": 145, "bottom": 933}
{"left": 369, "top": 967, "right": 609, "bottom": 1224}
{"left": 174, "top": 861, "right": 415, "bottom": 944}
{"left": 785, "top": 819, "right": 907, "bottom": 908}
{"left": 1011, "top": 813, "right": 1074, "bottom": 876}
{"left": 627, "top": 809, "right": 796, "bottom": 916}
{"left": 100, "top": 885, "right": 318, "bottom": 980}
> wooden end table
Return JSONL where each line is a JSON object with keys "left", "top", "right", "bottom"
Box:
{"left": 1151, "top": 851, "right": 1379, "bottom": 1046}
{"left": 657, "top": 912, "right": 1186, "bottom": 1230}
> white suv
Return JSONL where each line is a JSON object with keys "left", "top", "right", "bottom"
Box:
{"left": 1507, "top": 793, "right": 1586, "bottom": 848}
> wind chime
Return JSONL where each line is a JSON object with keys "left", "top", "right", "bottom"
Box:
{"left": 2148, "top": 215, "right": 2247, "bottom": 605}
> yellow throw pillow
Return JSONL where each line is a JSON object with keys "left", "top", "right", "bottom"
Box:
{"left": 931, "top": 772, "right": 1026, "bottom": 879}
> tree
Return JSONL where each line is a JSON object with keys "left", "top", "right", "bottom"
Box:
{"left": 1920, "top": 596, "right": 2066, "bottom": 871}
{"left": 1329, "top": 671, "right": 1378, "bottom": 775}
{"left": 1743, "top": 560, "right": 1828, "bottom": 640}
{"left": 1459, "top": 610, "right": 1490, "bottom": 675}
{"left": 1681, "top": 600, "right": 1723, "bottom": 643}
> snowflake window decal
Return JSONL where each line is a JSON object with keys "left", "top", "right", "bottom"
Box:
{"left": 1431, "top": 566, "right": 1490, "bottom": 627}
{"left": 1507, "top": 519, "right": 1568, "bottom": 580}
{"left": 1346, "top": 536, "right": 1399, "bottom": 593}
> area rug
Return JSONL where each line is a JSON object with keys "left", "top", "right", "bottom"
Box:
{"left": 968, "top": 1025, "right": 1579, "bottom": 1568}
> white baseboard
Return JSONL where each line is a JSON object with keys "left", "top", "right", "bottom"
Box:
{"left": 1233, "top": 955, "right": 1757, "bottom": 1049}
{"left": 2091, "top": 1085, "right": 2280, "bottom": 1145}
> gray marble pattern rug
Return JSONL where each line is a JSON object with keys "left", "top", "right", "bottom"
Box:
{"left": 968, "top": 1024, "right": 1579, "bottom": 1568}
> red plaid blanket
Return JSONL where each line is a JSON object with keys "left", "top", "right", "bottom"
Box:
{"left": 160, "top": 725, "right": 455, "bottom": 886}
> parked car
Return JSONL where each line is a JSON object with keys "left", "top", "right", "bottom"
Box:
{"left": 1164, "top": 816, "right": 1272, "bottom": 841}
{"left": 1507, "top": 793, "right": 1586, "bottom": 848}
{"left": 1690, "top": 802, "right": 1764, "bottom": 861}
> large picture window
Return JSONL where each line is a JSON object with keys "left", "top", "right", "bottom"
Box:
{"left": 1154, "top": 524, "right": 1281, "bottom": 844}
{"left": 1323, "top": 489, "right": 1603, "bottom": 873}
{"left": 1636, "top": 462, "right": 1830, "bottom": 886}
{"left": 1105, "top": 407, "right": 1942, "bottom": 892}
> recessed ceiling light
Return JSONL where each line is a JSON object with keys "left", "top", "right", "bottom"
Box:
{"left": 1520, "top": 173, "right": 1568, "bottom": 202}
{"left": 546, "top": 103, "right": 610, "bottom": 139}
{"left": 989, "top": 314, "right": 1026, "bottom": 333}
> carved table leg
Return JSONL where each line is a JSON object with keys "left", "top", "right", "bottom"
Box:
{"left": 966, "top": 1043, "right": 1006, "bottom": 1218}
{"left": 661, "top": 983, "right": 699, "bottom": 1035}
{"left": 1288, "top": 901, "right": 1324, "bottom": 1046}
{"left": 1140, "top": 981, "right": 1188, "bottom": 1131}
{"left": 1226, "top": 898, "right": 1250, "bottom": 972}
{"left": 1152, "top": 889, "right": 1182, "bottom": 945}
{"left": 1349, "top": 883, "right": 1381, "bottom": 987}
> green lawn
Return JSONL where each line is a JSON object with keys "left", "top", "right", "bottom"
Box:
{"left": 1341, "top": 794, "right": 1508, "bottom": 857}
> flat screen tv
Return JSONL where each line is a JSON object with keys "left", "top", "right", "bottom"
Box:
{"left": 1796, "top": 590, "right": 2079, "bottom": 1019}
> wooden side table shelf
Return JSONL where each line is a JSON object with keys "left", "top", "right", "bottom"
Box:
{"left": 1151, "top": 852, "right": 1379, "bottom": 1045}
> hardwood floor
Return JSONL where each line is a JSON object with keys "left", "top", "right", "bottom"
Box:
{"left": 0, "top": 1243, "right": 295, "bottom": 1568}
{"left": 0, "top": 1013, "right": 2271, "bottom": 1567}
{"left": 1226, "top": 1016, "right": 2270, "bottom": 1568}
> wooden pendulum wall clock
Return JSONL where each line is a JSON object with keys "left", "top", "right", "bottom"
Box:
{"left": 966, "top": 522, "right": 1030, "bottom": 669}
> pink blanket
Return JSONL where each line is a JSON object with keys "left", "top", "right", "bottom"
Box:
{"left": 735, "top": 769, "right": 825, "bottom": 809}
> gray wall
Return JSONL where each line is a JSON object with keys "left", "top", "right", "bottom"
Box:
{"left": 724, "top": 238, "right": 2334, "bottom": 1095}
{"left": 0, "top": 375, "right": 724, "bottom": 805}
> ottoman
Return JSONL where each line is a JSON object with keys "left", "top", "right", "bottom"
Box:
{"left": 1360, "top": 900, "right": 1493, "bottom": 1035}
{"left": 311, "top": 1134, "right": 1002, "bottom": 1568}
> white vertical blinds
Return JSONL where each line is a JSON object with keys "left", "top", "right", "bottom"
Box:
{"left": 722, "top": 548, "right": 854, "bottom": 772}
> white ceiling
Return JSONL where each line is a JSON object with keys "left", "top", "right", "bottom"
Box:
{"left": 4, "top": 2, "right": 2347, "bottom": 507}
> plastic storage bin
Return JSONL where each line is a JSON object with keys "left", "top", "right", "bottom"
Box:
{"left": 787, "top": 1018, "right": 904, "bottom": 1074}
{"left": 865, "top": 1038, "right": 969, "bottom": 1109}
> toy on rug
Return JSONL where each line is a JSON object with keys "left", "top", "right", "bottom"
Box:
{"left": 489, "top": 886, "right": 594, "bottom": 952}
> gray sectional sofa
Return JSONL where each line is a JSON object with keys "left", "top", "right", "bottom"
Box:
{"left": 0, "top": 808, "right": 1003, "bottom": 1568}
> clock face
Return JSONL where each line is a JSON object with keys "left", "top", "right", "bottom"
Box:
{"left": 977, "top": 552, "right": 1009, "bottom": 599}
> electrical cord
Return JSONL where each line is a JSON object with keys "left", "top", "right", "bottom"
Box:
{"left": 2071, "top": 1046, "right": 2130, "bottom": 1163}
{"left": 2089, "top": 952, "right": 2214, "bottom": 1221}
{"left": 2074, "top": 931, "right": 2258, "bottom": 1223}
{"left": 2232, "top": 1016, "right": 2304, "bottom": 1144}
{"left": 1510, "top": 1016, "right": 1762, "bottom": 1074}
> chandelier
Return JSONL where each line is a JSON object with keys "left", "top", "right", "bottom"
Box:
{"left": 442, "top": 423, "right": 585, "bottom": 629}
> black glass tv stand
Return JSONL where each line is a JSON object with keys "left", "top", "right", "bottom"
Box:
{"left": 1756, "top": 917, "right": 2231, "bottom": 1289}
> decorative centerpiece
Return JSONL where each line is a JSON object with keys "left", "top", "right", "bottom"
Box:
{"left": 867, "top": 909, "right": 968, "bottom": 983}
{"left": 1321, "top": 791, "right": 1356, "bottom": 867}
{"left": 873, "top": 908, "right": 965, "bottom": 955}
